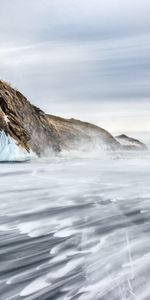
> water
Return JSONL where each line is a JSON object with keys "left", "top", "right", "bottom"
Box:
{"left": 0, "top": 149, "right": 150, "bottom": 300}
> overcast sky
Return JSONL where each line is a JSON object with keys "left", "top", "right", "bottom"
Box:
{"left": 0, "top": 0, "right": 150, "bottom": 132}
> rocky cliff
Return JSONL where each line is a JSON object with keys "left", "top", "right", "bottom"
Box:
{"left": 116, "top": 134, "right": 147, "bottom": 151}
{"left": 0, "top": 80, "right": 146, "bottom": 157}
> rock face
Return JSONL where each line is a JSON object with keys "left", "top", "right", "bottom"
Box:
{"left": 0, "top": 81, "right": 61, "bottom": 155}
{"left": 46, "top": 114, "right": 120, "bottom": 151}
{"left": 0, "top": 80, "right": 120, "bottom": 156}
{"left": 116, "top": 134, "right": 147, "bottom": 151}
{"left": 0, "top": 80, "right": 146, "bottom": 157}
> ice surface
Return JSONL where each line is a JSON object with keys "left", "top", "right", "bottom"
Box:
{"left": 20, "top": 277, "right": 51, "bottom": 296}
{"left": 0, "top": 131, "right": 35, "bottom": 161}
{"left": 0, "top": 133, "right": 150, "bottom": 300}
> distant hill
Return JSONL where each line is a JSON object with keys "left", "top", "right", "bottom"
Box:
{"left": 116, "top": 134, "right": 147, "bottom": 151}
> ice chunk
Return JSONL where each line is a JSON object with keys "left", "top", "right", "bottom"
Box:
{"left": 0, "top": 131, "right": 35, "bottom": 161}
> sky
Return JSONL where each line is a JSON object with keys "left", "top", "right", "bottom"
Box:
{"left": 0, "top": 0, "right": 150, "bottom": 133}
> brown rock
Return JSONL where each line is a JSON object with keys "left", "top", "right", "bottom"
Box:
{"left": 0, "top": 80, "right": 146, "bottom": 156}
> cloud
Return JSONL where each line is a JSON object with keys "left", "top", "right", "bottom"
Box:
{"left": 1, "top": 34, "right": 150, "bottom": 102}
{"left": 1, "top": 0, "right": 150, "bottom": 44}
{"left": 0, "top": 0, "right": 150, "bottom": 131}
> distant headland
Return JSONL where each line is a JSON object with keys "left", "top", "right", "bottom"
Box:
{"left": 0, "top": 80, "right": 147, "bottom": 159}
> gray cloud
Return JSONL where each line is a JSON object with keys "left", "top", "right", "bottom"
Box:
{"left": 1, "top": 35, "right": 150, "bottom": 101}
{"left": 1, "top": 0, "right": 150, "bottom": 43}
{"left": 0, "top": 0, "right": 150, "bottom": 131}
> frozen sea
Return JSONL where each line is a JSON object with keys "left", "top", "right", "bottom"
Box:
{"left": 0, "top": 133, "right": 150, "bottom": 300}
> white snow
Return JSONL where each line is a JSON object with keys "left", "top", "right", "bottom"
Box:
{"left": 20, "top": 277, "right": 50, "bottom": 296}
{"left": 3, "top": 115, "right": 10, "bottom": 123}
{"left": 0, "top": 145, "right": 150, "bottom": 299}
